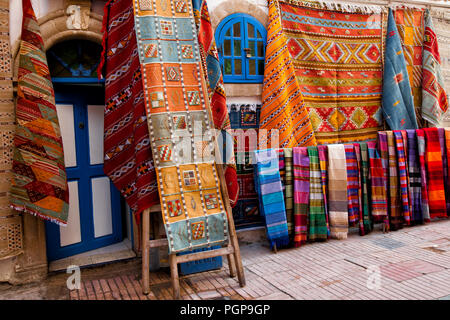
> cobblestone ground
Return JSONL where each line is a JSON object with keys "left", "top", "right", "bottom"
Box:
{"left": 2, "top": 220, "right": 450, "bottom": 300}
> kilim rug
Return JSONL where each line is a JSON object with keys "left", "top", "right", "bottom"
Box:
{"left": 423, "top": 127, "right": 447, "bottom": 219}
{"left": 406, "top": 129, "right": 423, "bottom": 224}
{"left": 358, "top": 142, "right": 373, "bottom": 235}
{"left": 327, "top": 144, "right": 348, "bottom": 240}
{"left": 422, "top": 10, "right": 448, "bottom": 126}
{"left": 9, "top": 0, "right": 69, "bottom": 225}
{"left": 416, "top": 129, "right": 430, "bottom": 221}
{"left": 277, "top": 0, "right": 387, "bottom": 144}
{"left": 192, "top": 0, "right": 239, "bottom": 207}
{"left": 133, "top": 0, "right": 229, "bottom": 253}
{"left": 293, "top": 147, "right": 309, "bottom": 247}
{"left": 394, "top": 130, "right": 411, "bottom": 225}
{"left": 0, "top": 0, "right": 23, "bottom": 258}
{"left": 307, "top": 146, "right": 327, "bottom": 241}
{"left": 255, "top": 149, "right": 290, "bottom": 249}
{"left": 382, "top": 9, "right": 417, "bottom": 130}
{"left": 99, "top": 0, "right": 158, "bottom": 224}
{"left": 344, "top": 144, "right": 359, "bottom": 226}
{"left": 259, "top": 0, "right": 316, "bottom": 149}
{"left": 367, "top": 141, "right": 388, "bottom": 224}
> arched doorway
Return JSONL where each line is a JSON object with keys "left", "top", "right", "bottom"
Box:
{"left": 44, "top": 40, "right": 124, "bottom": 261}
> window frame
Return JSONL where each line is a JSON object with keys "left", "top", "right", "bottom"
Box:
{"left": 215, "top": 13, "right": 267, "bottom": 83}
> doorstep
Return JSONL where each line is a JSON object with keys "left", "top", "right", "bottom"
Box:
{"left": 48, "top": 240, "right": 136, "bottom": 272}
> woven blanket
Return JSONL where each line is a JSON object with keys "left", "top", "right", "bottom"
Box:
{"left": 0, "top": 0, "right": 23, "bottom": 258}
{"left": 385, "top": 131, "right": 403, "bottom": 229}
{"left": 293, "top": 147, "right": 309, "bottom": 246}
{"left": 255, "top": 149, "right": 290, "bottom": 249}
{"left": 377, "top": 131, "right": 389, "bottom": 230}
{"left": 382, "top": 9, "right": 417, "bottom": 130}
{"left": 344, "top": 144, "right": 359, "bottom": 226}
{"left": 317, "top": 145, "right": 330, "bottom": 237}
{"left": 10, "top": 0, "right": 69, "bottom": 225}
{"left": 259, "top": 0, "right": 316, "bottom": 148}
{"left": 358, "top": 143, "right": 373, "bottom": 235}
{"left": 423, "top": 128, "right": 447, "bottom": 219}
{"left": 422, "top": 10, "right": 448, "bottom": 126}
{"left": 282, "top": 148, "right": 294, "bottom": 238}
{"left": 406, "top": 129, "right": 423, "bottom": 224}
{"left": 327, "top": 145, "right": 348, "bottom": 240}
{"left": 445, "top": 128, "right": 450, "bottom": 216}
{"left": 438, "top": 128, "right": 450, "bottom": 216}
{"left": 393, "top": 8, "right": 425, "bottom": 127}
{"left": 416, "top": 129, "right": 430, "bottom": 221}
{"left": 393, "top": 131, "right": 411, "bottom": 225}
{"left": 192, "top": 0, "right": 239, "bottom": 207}
{"left": 133, "top": 0, "right": 229, "bottom": 253}
{"left": 367, "top": 141, "right": 387, "bottom": 224}
{"left": 277, "top": 0, "right": 387, "bottom": 144}
{"left": 307, "top": 146, "right": 327, "bottom": 241}
{"left": 99, "top": 0, "right": 158, "bottom": 223}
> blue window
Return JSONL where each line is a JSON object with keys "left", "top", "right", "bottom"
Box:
{"left": 215, "top": 14, "right": 267, "bottom": 83}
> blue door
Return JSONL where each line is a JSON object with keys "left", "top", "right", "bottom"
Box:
{"left": 45, "top": 85, "right": 122, "bottom": 261}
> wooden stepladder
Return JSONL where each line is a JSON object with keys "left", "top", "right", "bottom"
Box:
{"left": 141, "top": 164, "right": 246, "bottom": 299}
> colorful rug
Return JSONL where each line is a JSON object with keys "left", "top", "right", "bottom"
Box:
{"left": 437, "top": 128, "right": 449, "bottom": 216}
{"left": 327, "top": 144, "right": 348, "bottom": 240}
{"left": 386, "top": 131, "right": 403, "bottom": 230}
{"left": 358, "top": 142, "right": 373, "bottom": 235}
{"left": 422, "top": 10, "right": 448, "bottom": 126}
{"left": 406, "top": 129, "right": 423, "bottom": 224}
{"left": 377, "top": 131, "right": 390, "bottom": 230}
{"left": 344, "top": 144, "right": 359, "bottom": 226}
{"left": 192, "top": 0, "right": 239, "bottom": 207}
{"left": 445, "top": 128, "right": 450, "bottom": 216}
{"left": 416, "top": 129, "right": 430, "bottom": 221}
{"left": 259, "top": 0, "right": 316, "bottom": 148}
{"left": 367, "top": 141, "right": 388, "bottom": 224}
{"left": 99, "top": 0, "right": 158, "bottom": 223}
{"left": 393, "top": 8, "right": 425, "bottom": 127}
{"left": 9, "top": 0, "right": 69, "bottom": 225}
{"left": 317, "top": 145, "right": 330, "bottom": 237}
{"left": 0, "top": 0, "right": 23, "bottom": 258}
{"left": 282, "top": 148, "right": 294, "bottom": 238}
{"left": 277, "top": 0, "right": 387, "bottom": 144}
{"left": 293, "top": 147, "right": 309, "bottom": 246}
{"left": 133, "top": 0, "right": 229, "bottom": 253}
{"left": 394, "top": 130, "right": 411, "bottom": 225}
{"left": 307, "top": 146, "right": 328, "bottom": 241}
{"left": 423, "top": 128, "right": 447, "bottom": 219}
{"left": 382, "top": 9, "right": 417, "bottom": 130}
{"left": 255, "top": 149, "right": 290, "bottom": 249}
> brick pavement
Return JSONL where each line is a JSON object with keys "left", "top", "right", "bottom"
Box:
{"left": 64, "top": 219, "right": 450, "bottom": 300}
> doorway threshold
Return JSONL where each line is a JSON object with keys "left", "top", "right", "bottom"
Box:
{"left": 48, "top": 240, "right": 136, "bottom": 273}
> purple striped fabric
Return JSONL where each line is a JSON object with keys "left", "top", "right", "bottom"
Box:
{"left": 344, "top": 144, "right": 360, "bottom": 226}
{"left": 367, "top": 141, "right": 388, "bottom": 223}
{"left": 386, "top": 131, "right": 403, "bottom": 229}
{"left": 317, "top": 145, "right": 330, "bottom": 238}
{"left": 293, "top": 147, "right": 309, "bottom": 247}
{"left": 416, "top": 129, "right": 431, "bottom": 221}
{"left": 406, "top": 129, "right": 423, "bottom": 224}
{"left": 394, "top": 130, "right": 411, "bottom": 225}
{"left": 437, "top": 128, "right": 450, "bottom": 215}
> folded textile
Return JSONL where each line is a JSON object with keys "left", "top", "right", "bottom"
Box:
{"left": 422, "top": 10, "right": 449, "bottom": 126}
{"left": 445, "top": 128, "right": 450, "bottom": 217}
{"left": 293, "top": 147, "right": 309, "bottom": 247}
{"left": 386, "top": 131, "right": 403, "bottom": 229}
{"left": 382, "top": 9, "right": 418, "bottom": 130}
{"left": 344, "top": 144, "right": 360, "bottom": 227}
{"left": 416, "top": 129, "right": 431, "bottom": 221}
{"left": 394, "top": 130, "right": 411, "bottom": 225}
{"left": 423, "top": 128, "right": 447, "bottom": 219}
{"left": 377, "top": 132, "right": 390, "bottom": 230}
{"left": 317, "top": 145, "right": 330, "bottom": 237}
{"left": 307, "top": 146, "right": 328, "bottom": 241}
{"left": 406, "top": 129, "right": 423, "bottom": 224}
{"left": 259, "top": 0, "right": 316, "bottom": 148}
{"left": 358, "top": 143, "right": 373, "bottom": 235}
{"left": 100, "top": 0, "right": 158, "bottom": 222}
{"left": 255, "top": 149, "right": 290, "bottom": 249}
{"left": 282, "top": 148, "right": 294, "bottom": 238}
{"left": 437, "top": 128, "right": 450, "bottom": 216}
{"left": 367, "top": 141, "right": 388, "bottom": 224}
{"left": 10, "top": 0, "right": 69, "bottom": 225}
{"left": 327, "top": 145, "right": 348, "bottom": 240}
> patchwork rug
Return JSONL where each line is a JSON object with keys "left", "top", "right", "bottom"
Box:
{"left": 100, "top": 0, "right": 159, "bottom": 223}
{"left": 133, "top": 0, "right": 229, "bottom": 253}
{"left": 278, "top": 0, "right": 387, "bottom": 144}
{"left": 9, "top": 0, "right": 69, "bottom": 226}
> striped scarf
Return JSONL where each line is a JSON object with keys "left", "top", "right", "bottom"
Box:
{"left": 359, "top": 143, "right": 373, "bottom": 235}
{"left": 416, "top": 129, "right": 431, "bottom": 221}
{"left": 424, "top": 128, "right": 447, "bottom": 219}
{"left": 255, "top": 149, "right": 290, "bottom": 249}
{"left": 377, "top": 132, "right": 390, "bottom": 231}
{"left": 394, "top": 130, "right": 411, "bottom": 225}
{"left": 317, "top": 145, "right": 330, "bottom": 237}
{"left": 445, "top": 128, "right": 450, "bottom": 217}
{"left": 283, "top": 148, "right": 294, "bottom": 239}
{"left": 437, "top": 128, "right": 450, "bottom": 216}
{"left": 327, "top": 145, "right": 349, "bottom": 240}
{"left": 293, "top": 147, "right": 309, "bottom": 247}
{"left": 406, "top": 129, "right": 423, "bottom": 224}
{"left": 386, "top": 131, "right": 403, "bottom": 230}
{"left": 307, "top": 146, "right": 328, "bottom": 241}
{"left": 367, "top": 141, "right": 388, "bottom": 224}
{"left": 344, "top": 144, "right": 360, "bottom": 226}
